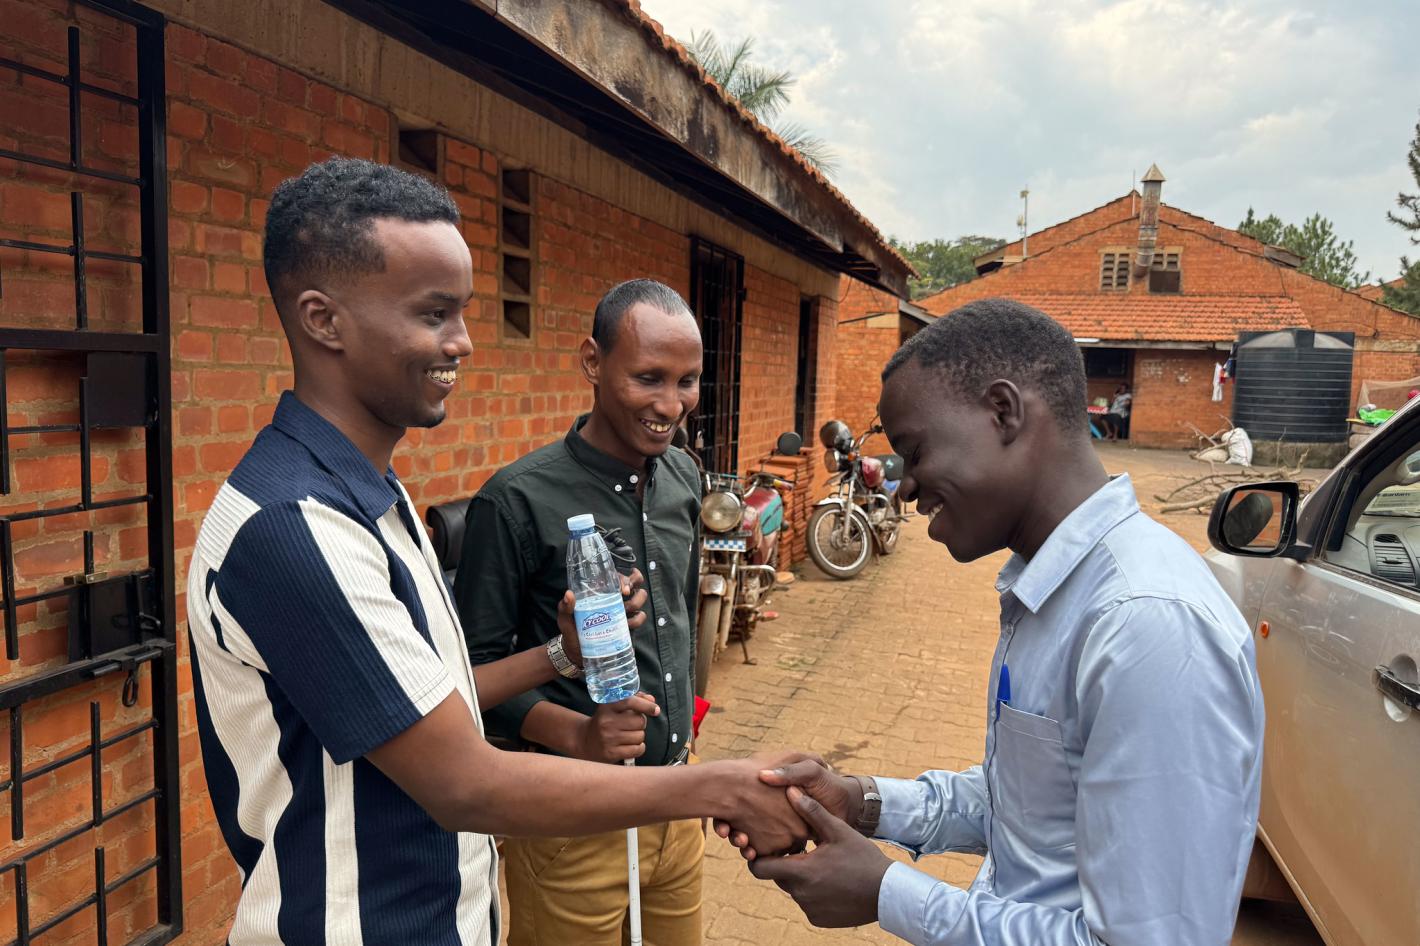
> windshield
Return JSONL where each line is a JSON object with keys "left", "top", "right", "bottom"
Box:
{"left": 1363, "top": 482, "right": 1420, "bottom": 517}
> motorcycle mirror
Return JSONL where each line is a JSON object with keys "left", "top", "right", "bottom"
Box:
{"left": 774, "top": 431, "right": 804, "bottom": 455}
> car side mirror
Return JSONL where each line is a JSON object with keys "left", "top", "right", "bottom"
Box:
{"left": 774, "top": 431, "right": 803, "bottom": 455}
{"left": 1207, "top": 482, "right": 1299, "bottom": 557}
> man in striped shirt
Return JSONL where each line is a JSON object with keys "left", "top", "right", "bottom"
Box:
{"left": 186, "top": 157, "right": 809, "bottom": 945}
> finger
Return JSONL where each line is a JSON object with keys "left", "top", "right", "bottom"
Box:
{"left": 610, "top": 741, "right": 647, "bottom": 762}
{"left": 558, "top": 590, "right": 576, "bottom": 612}
{"left": 748, "top": 851, "right": 808, "bottom": 882}
{"left": 759, "top": 759, "right": 832, "bottom": 787}
{"left": 625, "top": 568, "right": 645, "bottom": 591}
{"left": 626, "top": 609, "right": 648, "bottom": 631}
{"left": 613, "top": 693, "right": 659, "bottom": 717}
{"left": 787, "top": 786, "right": 848, "bottom": 839}
{"left": 625, "top": 587, "right": 649, "bottom": 613}
{"left": 732, "top": 831, "right": 749, "bottom": 848}
{"left": 713, "top": 820, "right": 731, "bottom": 839}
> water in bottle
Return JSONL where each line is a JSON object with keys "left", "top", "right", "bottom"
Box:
{"left": 566, "top": 514, "right": 641, "bottom": 703}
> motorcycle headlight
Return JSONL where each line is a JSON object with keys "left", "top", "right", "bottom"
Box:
{"left": 700, "top": 491, "right": 744, "bottom": 533}
{"left": 823, "top": 448, "right": 842, "bottom": 474}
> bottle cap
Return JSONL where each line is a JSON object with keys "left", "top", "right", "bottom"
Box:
{"left": 567, "top": 514, "right": 596, "bottom": 533}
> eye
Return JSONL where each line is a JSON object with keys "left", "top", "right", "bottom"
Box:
{"left": 423, "top": 309, "right": 446, "bottom": 324}
{"left": 679, "top": 376, "right": 699, "bottom": 388}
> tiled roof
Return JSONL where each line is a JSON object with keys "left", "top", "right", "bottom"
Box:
{"left": 934, "top": 292, "right": 1306, "bottom": 343}
{"left": 608, "top": 1, "right": 913, "bottom": 275}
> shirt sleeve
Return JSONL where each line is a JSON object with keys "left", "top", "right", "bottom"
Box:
{"left": 454, "top": 493, "right": 545, "bottom": 742}
{"left": 877, "top": 596, "right": 1262, "bottom": 946}
{"left": 875, "top": 767, "right": 988, "bottom": 857}
{"left": 212, "top": 499, "right": 454, "bottom": 765}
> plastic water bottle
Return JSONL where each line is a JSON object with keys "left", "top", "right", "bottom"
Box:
{"left": 566, "top": 514, "right": 640, "bottom": 704}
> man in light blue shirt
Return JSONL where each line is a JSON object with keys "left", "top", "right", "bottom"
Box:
{"left": 731, "top": 298, "right": 1264, "bottom": 945}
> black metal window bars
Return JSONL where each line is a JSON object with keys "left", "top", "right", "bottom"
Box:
{"left": 689, "top": 237, "right": 745, "bottom": 476}
{"left": 0, "top": 2, "right": 181, "bottom": 943}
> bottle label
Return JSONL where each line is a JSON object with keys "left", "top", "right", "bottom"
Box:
{"left": 574, "top": 592, "right": 632, "bottom": 659}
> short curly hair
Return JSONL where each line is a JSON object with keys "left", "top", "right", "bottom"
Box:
{"left": 882, "top": 298, "right": 1088, "bottom": 434}
{"left": 262, "top": 157, "right": 460, "bottom": 312}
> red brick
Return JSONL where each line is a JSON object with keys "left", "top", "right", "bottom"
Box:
{"left": 308, "top": 82, "right": 337, "bottom": 114}
{"left": 193, "top": 368, "right": 261, "bottom": 400}
{"left": 189, "top": 295, "right": 257, "bottom": 330}
{"left": 276, "top": 67, "right": 307, "bottom": 104}
{"left": 200, "top": 441, "right": 248, "bottom": 473}
{"left": 210, "top": 187, "right": 246, "bottom": 224}
{"left": 215, "top": 333, "right": 247, "bottom": 363}
{"left": 178, "top": 406, "right": 211, "bottom": 437}
{"left": 212, "top": 261, "right": 247, "bottom": 293}
{"left": 167, "top": 26, "right": 207, "bottom": 64}
{"left": 176, "top": 330, "right": 213, "bottom": 363}
{"left": 173, "top": 256, "right": 209, "bottom": 290}
{"left": 187, "top": 71, "right": 261, "bottom": 121}
{"left": 205, "top": 40, "right": 247, "bottom": 79}
{"left": 216, "top": 405, "right": 249, "bottom": 434}
{"left": 210, "top": 113, "right": 246, "bottom": 153}
{"left": 167, "top": 100, "right": 207, "bottom": 140}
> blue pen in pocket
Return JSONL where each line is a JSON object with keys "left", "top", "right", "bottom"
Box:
{"left": 996, "top": 663, "right": 1011, "bottom": 720}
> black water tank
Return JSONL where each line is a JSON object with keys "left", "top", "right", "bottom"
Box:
{"left": 1232, "top": 329, "right": 1354, "bottom": 443}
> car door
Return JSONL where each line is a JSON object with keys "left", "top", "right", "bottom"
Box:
{"left": 1256, "top": 408, "right": 1420, "bottom": 946}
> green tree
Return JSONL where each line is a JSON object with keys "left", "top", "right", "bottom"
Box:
{"left": 1238, "top": 208, "right": 1371, "bottom": 289}
{"left": 1383, "top": 111, "right": 1420, "bottom": 315}
{"left": 889, "top": 235, "right": 1006, "bottom": 299}
{"left": 685, "top": 31, "right": 837, "bottom": 175}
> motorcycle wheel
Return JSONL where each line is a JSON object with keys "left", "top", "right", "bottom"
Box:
{"left": 878, "top": 493, "right": 902, "bottom": 555}
{"left": 806, "top": 505, "right": 873, "bottom": 579}
{"left": 695, "top": 595, "right": 722, "bottom": 697}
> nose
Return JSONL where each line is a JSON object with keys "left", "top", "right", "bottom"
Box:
{"left": 654, "top": 387, "right": 683, "bottom": 421}
{"left": 445, "top": 315, "right": 473, "bottom": 359}
{"left": 900, "top": 471, "right": 920, "bottom": 504}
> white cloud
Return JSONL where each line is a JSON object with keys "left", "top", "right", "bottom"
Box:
{"left": 639, "top": 0, "right": 1420, "bottom": 277}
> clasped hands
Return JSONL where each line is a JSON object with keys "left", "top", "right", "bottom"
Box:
{"left": 716, "top": 755, "right": 894, "bottom": 929}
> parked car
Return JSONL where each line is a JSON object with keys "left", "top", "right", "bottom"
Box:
{"left": 1206, "top": 396, "right": 1420, "bottom": 946}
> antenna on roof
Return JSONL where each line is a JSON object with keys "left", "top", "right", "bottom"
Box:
{"left": 1131, "top": 169, "right": 1137, "bottom": 215}
{"left": 1018, "top": 188, "right": 1030, "bottom": 258}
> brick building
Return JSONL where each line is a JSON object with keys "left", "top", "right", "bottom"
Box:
{"left": 840, "top": 166, "right": 1420, "bottom": 449}
{"left": 832, "top": 278, "right": 932, "bottom": 439}
{"left": 0, "top": 0, "right": 910, "bottom": 942}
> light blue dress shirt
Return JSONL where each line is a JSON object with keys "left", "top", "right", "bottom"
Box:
{"left": 875, "top": 474, "right": 1263, "bottom": 946}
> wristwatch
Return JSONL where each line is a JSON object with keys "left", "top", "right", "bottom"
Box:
{"left": 545, "top": 636, "right": 582, "bottom": 679}
{"left": 851, "top": 774, "right": 882, "bottom": 837}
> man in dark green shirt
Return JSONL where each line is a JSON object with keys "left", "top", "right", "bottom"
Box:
{"left": 457, "top": 278, "right": 707, "bottom": 945}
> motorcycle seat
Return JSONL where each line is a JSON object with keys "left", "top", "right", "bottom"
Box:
{"left": 425, "top": 497, "right": 471, "bottom": 588}
{"left": 875, "top": 454, "right": 904, "bottom": 481}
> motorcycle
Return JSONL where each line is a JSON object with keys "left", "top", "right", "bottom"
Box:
{"left": 691, "top": 431, "right": 803, "bottom": 696}
{"left": 805, "top": 418, "right": 906, "bottom": 580}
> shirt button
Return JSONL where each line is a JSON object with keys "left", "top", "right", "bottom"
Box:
{"left": 657, "top": 617, "right": 666, "bottom": 626}
{"left": 671, "top": 733, "right": 679, "bottom": 743}
{"left": 614, "top": 484, "right": 622, "bottom": 493}
{"left": 630, "top": 474, "right": 639, "bottom": 484}
{"left": 648, "top": 561, "right": 656, "bottom": 571}
{"left": 664, "top": 672, "right": 672, "bottom": 682}
{"left": 643, "top": 513, "right": 648, "bottom": 522}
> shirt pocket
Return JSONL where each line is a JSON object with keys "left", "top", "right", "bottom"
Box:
{"left": 993, "top": 703, "right": 1077, "bottom": 851}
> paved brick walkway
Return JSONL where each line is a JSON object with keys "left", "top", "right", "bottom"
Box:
{"left": 693, "top": 443, "right": 1323, "bottom": 946}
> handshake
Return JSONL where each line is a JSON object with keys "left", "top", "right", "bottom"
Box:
{"left": 708, "top": 753, "right": 894, "bottom": 929}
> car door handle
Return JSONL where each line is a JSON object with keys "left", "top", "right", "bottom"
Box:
{"left": 1373, "top": 666, "right": 1420, "bottom": 710}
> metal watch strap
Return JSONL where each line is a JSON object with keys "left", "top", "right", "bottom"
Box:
{"left": 545, "top": 636, "right": 582, "bottom": 678}
{"left": 851, "top": 774, "right": 882, "bottom": 837}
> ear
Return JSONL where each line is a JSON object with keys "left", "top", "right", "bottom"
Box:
{"left": 579, "top": 337, "right": 601, "bottom": 386}
{"left": 294, "top": 289, "right": 344, "bottom": 353}
{"left": 982, "top": 380, "right": 1024, "bottom": 446}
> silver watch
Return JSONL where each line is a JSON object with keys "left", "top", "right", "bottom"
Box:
{"left": 546, "top": 636, "right": 582, "bottom": 678}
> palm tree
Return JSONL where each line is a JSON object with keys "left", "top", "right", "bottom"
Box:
{"left": 685, "top": 31, "right": 838, "bottom": 176}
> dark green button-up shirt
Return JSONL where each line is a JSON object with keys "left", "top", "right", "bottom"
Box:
{"left": 456, "top": 416, "right": 700, "bottom": 767}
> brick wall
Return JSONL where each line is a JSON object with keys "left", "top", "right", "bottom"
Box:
{"left": 834, "top": 278, "right": 903, "bottom": 441}
{"left": 1130, "top": 350, "right": 1234, "bottom": 447}
{"left": 1, "top": 3, "right": 841, "bottom": 941}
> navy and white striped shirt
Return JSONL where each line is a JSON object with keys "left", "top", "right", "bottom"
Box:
{"left": 187, "top": 392, "right": 498, "bottom": 945}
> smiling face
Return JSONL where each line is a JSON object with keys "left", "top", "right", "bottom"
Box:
{"left": 327, "top": 218, "right": 474, "bottom": 434}
{"left": 584, "top": 301, "right": 703, "bottom": 463}
{"left": 879, "top": 359, "right": 1030, "bottom": 562}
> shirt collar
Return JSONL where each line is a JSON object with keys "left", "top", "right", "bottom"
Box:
{"left": 564, "top": 414, "right": 657, "bottom": 491}
{"left": 271, "top": 391, "right": 401, "bottom": 521}
{"left": 995, "top": 473, "right": 1141, "bottom": 613}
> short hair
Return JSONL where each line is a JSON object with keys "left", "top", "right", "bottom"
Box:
{"left": 882, "top": 298, "right": 1088, "bottom": 434}
{"left": 263, "top": 157, "right": 460, "bottom": 311}
{"left": 592, "top": 279, "right": 693, "bottom": 352}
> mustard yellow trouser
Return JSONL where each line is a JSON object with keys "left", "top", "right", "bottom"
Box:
{"left": 503, "top": 816, "right": 705, "bottom": 946}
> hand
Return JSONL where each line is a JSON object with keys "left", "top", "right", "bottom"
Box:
{"left": 715, "top": 754, "right": 860, "bottom": 859}
{"left": 711, "top": 752, "right": 815, "bottom": 857}
{"left": 748, "top": 787, "right": 891, "bottom": 929}
{"left": 574, "top": 691, "right": 658, "bottom": 763}
{"left": 556, "top": 569, "right": 650, "bottom": 668}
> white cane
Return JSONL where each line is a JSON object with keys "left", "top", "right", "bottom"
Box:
{"left": 623, "top": 758, "right": 642, "bottom": 946}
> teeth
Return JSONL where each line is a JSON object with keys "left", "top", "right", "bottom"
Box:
{"left": 926, "top": 504, "right": 943, "bottom": 523}
{"left": 641, "top": 420, "right": 672, "bottom": 433}
{"left": 427, "top": 369, "right": 456, "bottom": 384}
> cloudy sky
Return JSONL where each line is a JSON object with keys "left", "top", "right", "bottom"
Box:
{"left": 642, "top": 0, "right": 1419, "bottom": 281}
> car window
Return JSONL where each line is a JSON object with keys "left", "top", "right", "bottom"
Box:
{"left": 1323, "top": 446, "right": 1420, "bottom": 588}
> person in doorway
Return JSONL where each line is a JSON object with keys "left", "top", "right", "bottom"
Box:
{"left": 185, "top": 158, "right": 808, "bottom": 946}
{"left": 720, "top": 298, "right": 1263, "bottom": 946}
{"left": 1101, "top": 381, "right": 1132, "bottom": 441}
{"left": 458, "top": 278, "right": 707, "bottom": 946}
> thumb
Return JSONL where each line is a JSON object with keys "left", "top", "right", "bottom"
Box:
{"left": 788, "top": 786, "right": 849, "bottom": 840}
{"left": 760, "top": 760, "right": 830, "bottom": 789}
